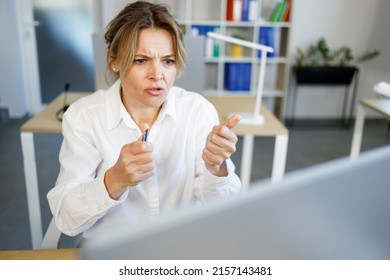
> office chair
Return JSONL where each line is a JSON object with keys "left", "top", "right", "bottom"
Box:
{"left": 41, "top": 218, "right": 61, "bottom": 249}
{"left": 41, "top": 217, "right": 83, "bottom": 249}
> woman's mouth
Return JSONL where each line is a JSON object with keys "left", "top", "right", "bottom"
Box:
{"left": 146, "top": 87, "right": 164, "bottom": 96}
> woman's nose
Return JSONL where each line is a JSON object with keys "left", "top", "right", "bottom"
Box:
{"left": 149, "top": 62, "right": 163, "bottom": 81}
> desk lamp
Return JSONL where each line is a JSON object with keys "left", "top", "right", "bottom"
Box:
{"left": 207, "top": 32, "right": 274, "bottom": 125}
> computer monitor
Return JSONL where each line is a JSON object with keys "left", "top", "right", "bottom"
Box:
{"left": 81, "top": 145, "right": 390, "bottom": 260}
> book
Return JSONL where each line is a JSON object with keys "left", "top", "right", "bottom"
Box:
{"left": 241, "top": 0, "right": 250, "bottom": 21}
{"left": 227, "top": 0, "right": 243, "bottom": 21}
{"left": 269, "top": 0, "right": 284, "bottom": 22}
{"left": 233, "top": 0, "right": 243, "bottom": 21}
{"left": 248, "top": 0, "right": 259, "bottom": 21}
{"left": 191, "top": 25, "right": 220, "bottom": 58}
{"left": 225, "top": 63, "right": 251, "bottom": 91}
{"left": 276, "top": 1, "right": 287, "bottom": 22}
{"left": 280, "top": 0, "right": 291, "bottom": 22}
{"left": 258, "top": 27, "right": 275, "bottom": 57}
{"left": 226, "top": 0, "right": 234, "bottom": 21}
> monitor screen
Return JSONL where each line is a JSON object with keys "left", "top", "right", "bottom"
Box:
{"left": 81, "top": 146, "right": 390, "bottom": 260}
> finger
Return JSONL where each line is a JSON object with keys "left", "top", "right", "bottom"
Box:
{"left": 208, "top": 132, "right": 237, "bottom": 151}
{"left": 123, "top": 161, "right": 155, "bottom": 183}
{"left": 210, "top": 126, "right": 238, "bottom": 144}
{"left": 132, "top": 162, "right": 155, "bottom": 176}
{"left": 125, "top": 166, "right": 155, "bottom": 186}
{"left": 223, "top": 113, "right": 241, "bottom": 129}
{"left": 131, "top": 152, "right": 154, "bottom": 165}
{"left": 123, "top": 141, "right": 153, "bottom": 154}
{"left": 202, "top": 148, "right": 225, "bottom": 167}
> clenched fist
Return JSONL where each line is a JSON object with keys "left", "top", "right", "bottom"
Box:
{"left": 104, "top": 140, "right": 154, "bottom": 199}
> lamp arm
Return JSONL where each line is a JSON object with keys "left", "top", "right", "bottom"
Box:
{"left": 207, "top": 31, "right": 273, "bottom": 126}
{"left": 207, "top": 32, "right": 274, "bottom": 53}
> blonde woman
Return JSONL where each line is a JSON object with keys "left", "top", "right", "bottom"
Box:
{"left": 48, "top": 1, "right": 241, "bottom": 242}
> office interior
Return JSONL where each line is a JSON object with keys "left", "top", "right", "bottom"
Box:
{"left": 0, "top": 0, "right": 389, "bottom": 253}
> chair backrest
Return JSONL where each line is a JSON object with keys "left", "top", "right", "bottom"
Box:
{"left": 41, "top": 217, "right": 83, "bottom": 249}
{"left": 41, "top": 217, "right": 62, "bottom": 249}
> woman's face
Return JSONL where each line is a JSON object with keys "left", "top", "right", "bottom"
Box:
{"left": 119, "top": 28, "right": 177, "bottom": 115}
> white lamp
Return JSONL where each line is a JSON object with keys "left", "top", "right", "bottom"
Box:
{"left": 207, "top": 32, "right": 274, "bottom": 126}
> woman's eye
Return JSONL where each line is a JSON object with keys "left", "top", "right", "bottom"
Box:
{"left": 163, "top": 59, "right": 175, "bottom": 66}
{"left": 134, "top": 59, "right": 146, "bottom": 64}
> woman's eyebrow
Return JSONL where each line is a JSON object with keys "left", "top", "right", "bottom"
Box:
{"left": 134, "top": 53, "right": 176, "bottom": 58}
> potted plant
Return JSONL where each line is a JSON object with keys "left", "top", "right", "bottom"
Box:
{"left": 293, "top": 38, "right": 380, "bottom": 84}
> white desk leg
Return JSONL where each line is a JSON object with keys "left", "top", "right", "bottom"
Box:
{"left": 240, "top": 134, "right": 254, "bottom": 191}
{"left": 350, "top": 104, "right": 365, "bottom": 159}
{"left": 21, "top": 132, "right": 43, "bottom": 249}
{"left": 272, "top": 134, "right": 288, "bottom": 183}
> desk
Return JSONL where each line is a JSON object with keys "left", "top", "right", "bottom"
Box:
{"left": 21, "top": 93, "right": 288, "bottom": 249}
{"left": 0, "top": 248, "right": 79, "bottom": 260}
{"left": 350, "top": 98, "right": 390, "bottom": 158}
{"left": 207, "top": 96, "right": 289, "bottom": 189}
{"left": 20, "top": 92, "right": 88, "bottom": 249}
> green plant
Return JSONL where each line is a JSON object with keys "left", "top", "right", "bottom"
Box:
{"left": 295, "top": 37, "right": 380, "bottom": 67}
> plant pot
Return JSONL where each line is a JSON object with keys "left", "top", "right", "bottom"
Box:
{"left": 293, "top": 66, "right": 358, "bottom": 85}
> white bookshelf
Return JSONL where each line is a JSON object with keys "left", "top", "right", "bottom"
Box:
{"left": 150, "top": 0, "right": 293, "bottom": 119}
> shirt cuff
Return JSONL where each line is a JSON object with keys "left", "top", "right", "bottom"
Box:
{"left": 93, "top": 172, "right": 129, "bottom": 210}
{"left": 203, "top": 159, "right": 236, "bottom": 189}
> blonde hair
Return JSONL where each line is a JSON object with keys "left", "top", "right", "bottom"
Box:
{"left": 104, "top": 1, "right": 186, "bottom": 85}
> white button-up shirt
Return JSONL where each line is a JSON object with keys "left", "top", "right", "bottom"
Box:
{"left": 47, "top": 80, "right": 241, "bottom": 238}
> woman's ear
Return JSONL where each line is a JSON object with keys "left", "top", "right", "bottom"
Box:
{"left": 109, "top": 56, "right": 119, "bottom": 72}
{"left": 111, "top": 63, "right": 119, "bottom": 73}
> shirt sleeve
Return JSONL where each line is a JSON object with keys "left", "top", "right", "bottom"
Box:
{"left": 47, "top": 111, "right": 127, "bottom": 236}
{"left": 193, "top": 98, "right": 242, "bottom": 203}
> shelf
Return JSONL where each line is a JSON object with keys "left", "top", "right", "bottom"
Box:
{"left": 203, "top": 89, "right": 285, "bottom": 98}
{"left": 170, "top": 0, "right": 293, "bottom": 120}
{"left": 203, "top": 56, "right": 290, "bottom": 64}
{"left": 205, "top": 57, "right": 254, "bottom": 63}
{"left": 180, "top": 20, "right": 292, "bottom": 28}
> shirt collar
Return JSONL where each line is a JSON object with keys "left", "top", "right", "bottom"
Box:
{"left": 156, "top": 87, "right": 177, "bottom": 125}
{"left": 105, "top": 80, "right": 178, "bottom": 130}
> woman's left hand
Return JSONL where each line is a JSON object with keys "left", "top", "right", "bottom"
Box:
{"left": 202, "top": 114, "right": 241, "bottom": 177}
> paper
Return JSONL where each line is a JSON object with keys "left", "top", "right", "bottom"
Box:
{"left": 373, "top": 82, "right": 390, "bottom": 98}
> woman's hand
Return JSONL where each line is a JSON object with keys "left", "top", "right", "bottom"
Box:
{"left": 104, "top": 140, "right": 154, "bottom": 199}
{"left": 202, "top": 114, "right": 241, "bottom": 177}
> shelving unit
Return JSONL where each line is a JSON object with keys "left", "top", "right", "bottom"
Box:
{"left": 154, "top": 0, "right": 293, "bottom": 119}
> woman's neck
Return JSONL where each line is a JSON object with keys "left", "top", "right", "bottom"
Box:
{"left": 133, "top": 106, "right": 161, "bottom": 131}
{"left": 120, "top": 89, "right": 162, "bottom": 131}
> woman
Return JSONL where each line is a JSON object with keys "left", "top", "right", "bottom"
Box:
{"left": 47, "top": 1, "right": 241, "bottom": 240}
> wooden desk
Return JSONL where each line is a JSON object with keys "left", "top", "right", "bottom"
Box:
{"left": 0, "top": 248, "right": 79, "bottom": 260}
{"left": 350, "top": 98, "right": 390, "bottom": 158}
{"left": 20, "top": 92, "right": 89, "bottom": 249}
{"left": 20, "top": 93, "right": 288, "bottom": 249}
{"left": 207, "top": 95, "right": 289, "bottom": 189}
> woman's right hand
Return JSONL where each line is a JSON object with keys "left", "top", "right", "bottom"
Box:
{"left": 104, "top": 140, "right": 154, "bottom": 199}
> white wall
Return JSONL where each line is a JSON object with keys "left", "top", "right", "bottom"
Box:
{"left": 97, "top": 0, "right": 390, "bottom": 119}
{"left": 288, "top": 0, "right": 390, "bottom": 118}
{"left": 2, "top": 0, "right": 389, "bottom": 118}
